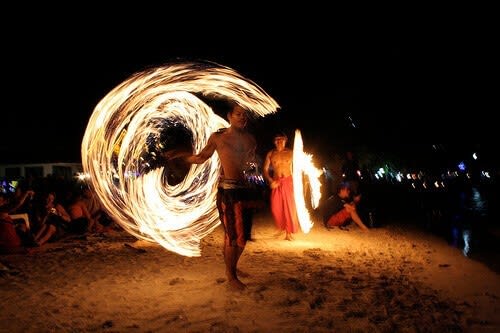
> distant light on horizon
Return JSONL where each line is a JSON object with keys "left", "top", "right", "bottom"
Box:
{"left": 396, "top": 173, "right": 402, "bottom": 182}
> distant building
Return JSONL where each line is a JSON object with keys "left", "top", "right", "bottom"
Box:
{"left": 0, "top": 162, "right": 83, "bottom": 180}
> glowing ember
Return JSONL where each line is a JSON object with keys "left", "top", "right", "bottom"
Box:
{"left": 292, "top": 129, "right": 323, "bottom": 233}
{"left": 81, "top": 61, "right": 279, "bottom": 257}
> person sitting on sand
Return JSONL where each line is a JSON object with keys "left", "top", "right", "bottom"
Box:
{"left": 0, "top": 207, "right": 26, "bottom": 254}
{"left": 0, "top": 196, "right": 37, "bottom": 253}
{"left": 323, "top": 182, "right": 369, "bottom": 231}
{"left": 67, "top": 190, "right": 100, "bottom": 234}
{"left": 33, "top": 192, "right": 72, "bottom": 246}
{"left": 81, "top": 186, "right": 116, "bottom": 232}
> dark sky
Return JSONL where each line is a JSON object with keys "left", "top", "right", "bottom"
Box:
{"left": 1, "top": 13, "right": 494, "bottom": 167}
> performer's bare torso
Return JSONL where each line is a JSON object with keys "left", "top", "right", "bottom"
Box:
{"left": 171, "top": 105, "right": 256, "bottom": 185}
{"left": 268, "top": 148, "right": 293, "bottom": 179}
{"left": 214, "top": 128, "right": 256, "bottom": 181}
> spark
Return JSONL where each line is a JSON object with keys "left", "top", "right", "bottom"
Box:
{"left": 292, "top": 129, "right": 323, "bottom": 234}
{"left": 81, "top": 61, "right": 279, "bottom": 257}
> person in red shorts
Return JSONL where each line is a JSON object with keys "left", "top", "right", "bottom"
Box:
{"left": 324, "top": 182, "right": 369, "bottom": 231}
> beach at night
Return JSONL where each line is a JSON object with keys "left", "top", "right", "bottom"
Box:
{"left": 1, "top": 209, "right": 498, "bottom": 332}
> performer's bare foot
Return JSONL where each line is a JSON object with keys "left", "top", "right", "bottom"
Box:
{"left": 228, "top": 278, "right": 247, "bottom": 291}
{"left": 284, "top": 233, "right": 294, "bottom": 241}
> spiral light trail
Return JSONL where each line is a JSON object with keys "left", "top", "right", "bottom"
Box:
{"left": 81, "top": 61, "right": 279, "bottom": 257}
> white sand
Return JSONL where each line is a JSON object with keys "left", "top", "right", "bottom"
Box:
{"left": 1, "top": 211, "right": 499, "bottom": 332}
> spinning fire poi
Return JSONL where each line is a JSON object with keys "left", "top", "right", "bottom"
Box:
{"left": 81, "top": 61, "right": 321, "bottom": 257}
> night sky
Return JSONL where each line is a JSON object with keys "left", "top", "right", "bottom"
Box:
{"left": 2, "top": 13, "right": 494, "bottom": 169}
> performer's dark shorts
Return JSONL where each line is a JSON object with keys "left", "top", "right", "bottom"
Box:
{"left": 217, "top": 186, "right": 260, "bottom": 248}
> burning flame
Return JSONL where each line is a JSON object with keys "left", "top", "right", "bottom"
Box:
{"left": 292, "top": 129, "right": 322, "bottom": 233}
{"left": 81, "top": 61, "right": 279, "bottom": 257}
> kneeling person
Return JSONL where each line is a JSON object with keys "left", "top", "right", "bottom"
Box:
{"left": 324, "top": 182, "right": 369, "bottom": 231}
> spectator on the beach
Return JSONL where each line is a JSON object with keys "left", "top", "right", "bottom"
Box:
{"left": 8, "top": 187, "right": 35, "bottom": 231}
{"left": 323, "top": 182, "right": 369, "bottom": 231}
{"left": 0, "top": 187, "right": 34, "bottom": 216}
{"left": 0, "top": 191, "right": 31, "bottom": 231}
{"left": 263, "top": 131, "right": 299, "bottom": 241}
{"left": 0, "top": 207, "right": 26, "bottom": 254}
{"left": 448, "top": 179, "right": 477, "bottom": 256}
{"left": 81, "top": 186, "right": 115, "bottom": 231}
{"left": 33, "top": 192, "right": 71, "bottom": 246}
{"left": 10, "top": 187, "right": 35, "bottom": 215}
{"left": 67, "top": 190, "right": 98, "bottom": 234}
{"left": 0, "top": 196, "right": 36, "bottom": 253}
